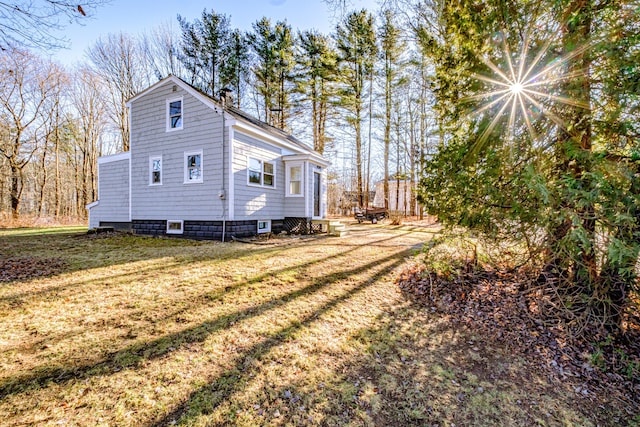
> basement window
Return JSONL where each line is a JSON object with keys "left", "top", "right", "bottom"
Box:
{"left": 167, "top": 220, "right": 184, "bottom": 234}
{"left": 257, "top": 220, "right": 271, "bottom": 234}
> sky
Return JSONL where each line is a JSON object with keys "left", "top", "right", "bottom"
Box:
{"left": 54, "top": 0, "right": 378, "bottom": 65}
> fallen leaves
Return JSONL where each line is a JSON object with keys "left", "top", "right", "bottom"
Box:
{"left": 397, "top": 262, "right": 640, "bottom": 419}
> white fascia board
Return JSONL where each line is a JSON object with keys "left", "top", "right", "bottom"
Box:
{"left": 86, "top": 201, "right": 99, "bottom": 209}
{"left": 98, "top": 151, "right": 130, "bottom": 164}
{"left": 282, "top": 153, "right": 331, "bottom": 168}
{"left": 126, "top": 76, "right": 223, "bottom": 115}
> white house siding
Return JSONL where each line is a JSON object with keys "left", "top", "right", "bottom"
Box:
{"left": 88, "top": 155, "right": 130, "bottom": 228}
{"left": 129, "top": 81, "right": 226, "bottom": 221}
{"left": 283, "top": 180, "right": 306, "bottom": 218}
{"left": 232, "top": 131, "right": 285, "bottom": 220}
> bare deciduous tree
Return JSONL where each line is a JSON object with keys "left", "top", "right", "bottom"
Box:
{"left": 0, "top": 49, "right": 61, "bottom": 220}
{"left": 71, "top": 67, "right": 107, "bottom": 216}
{"left": 87, "top": 32, "right": 150, "bottom": 152}
{"left": 143, "top": 21, "right": 184, "bottom": 81}
{"left": 0, "top": 0, "right": 111, "bottom": 50}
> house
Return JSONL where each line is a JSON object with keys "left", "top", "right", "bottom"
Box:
{"left": 87, "top": 75, "right": 329, "bottom": 240}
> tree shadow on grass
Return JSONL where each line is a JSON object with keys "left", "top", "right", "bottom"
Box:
{"left": 146, "top": 249, "right": 412, "bottom": 427}
{"left": 280, "top": 301, "right": 610, "bottom": 427}
{"left": 0, "top": 233, "right": 416, "bottom": 404}
{"left": 0, "top": 230, "right": 413, "bottom": 362}
{"left": 0, "top": 227, "right": 411, "bottom": 303}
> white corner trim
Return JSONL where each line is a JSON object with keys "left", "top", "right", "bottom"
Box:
{"left": 228, "top": 127, "right": 235, "bottom": 220}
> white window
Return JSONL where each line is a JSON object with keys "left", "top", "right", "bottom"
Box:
{"left": 167, "top": 97, "right": 183, "bottom": 131}
{"left": 286, "top": 163, "right": 303, "bottom": 197}
{"left": 247, "top": 157, "right": 275, "bottom": 188}
{"left": 257, "top": 220, "right": 271, "bottom": 233}
{"left": 167, "top": 220, "right": 184, "bottom": 234}
{"left": 184, "top": 150, "right": 203, "bottom": 183}
{"left": 149, "top": 156, "right": 162, "bottom": 185}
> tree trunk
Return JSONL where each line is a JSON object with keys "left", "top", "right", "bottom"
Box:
{"left": 37, "top": 136, "right": 49, "bottom": 217}
{"left": 355, "top": 101, "right": 363, "bottom": 208}
{"left": 365, "top": 70, "right": 373, "bottom": 208}
{"left": 10, "top": 162, "right": 22, "bottom": 221}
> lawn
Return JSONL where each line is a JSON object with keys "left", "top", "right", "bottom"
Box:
{"left": 0, "top": 224, "right": 625, "bottom": 426}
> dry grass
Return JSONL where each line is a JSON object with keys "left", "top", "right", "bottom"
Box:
{"left": 0, "top": 223, "right": 614, "bottom": 426}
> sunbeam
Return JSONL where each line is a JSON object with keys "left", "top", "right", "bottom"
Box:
{"left": 468, "top": 30, "right": 592, "bottom": 148}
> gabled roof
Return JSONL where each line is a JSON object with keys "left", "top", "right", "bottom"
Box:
{"left": 127, "top": 75, "right": 324, "bottom": 159}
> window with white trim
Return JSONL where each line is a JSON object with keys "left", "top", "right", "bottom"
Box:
{"left": 167, "top": 98, "right": 183, "bottom": 131}
{"left": 247, "top": 157, "right": 275, "bottom": 188}
{"left": 149, "top": 156, "right": 162, "bottom": 185}
{"left": 286, "top": 163, "right": 303, "bottom": 197}
{"left": 184, "top": 150, "right": 203, "bottom": 183}
{"left": 167, "top": 220, "right": 184, "bottom": 234}
{"left": 257, "top": 220, "right": 271, "bottom": 233}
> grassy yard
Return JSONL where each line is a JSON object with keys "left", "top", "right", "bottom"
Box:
{"left": 0, "top": 224, "right": 621, "bottom": 426}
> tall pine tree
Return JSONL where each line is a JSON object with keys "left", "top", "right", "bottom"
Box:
{"left": 335, "top": 9, "right": 377, "bottom": 208}
{"left": 295, "top": 30, "right": 338, "bottom": 154}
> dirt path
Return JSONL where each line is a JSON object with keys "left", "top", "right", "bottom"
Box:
{"left": 0, "top": 224, "right": 612, "bottom": 426}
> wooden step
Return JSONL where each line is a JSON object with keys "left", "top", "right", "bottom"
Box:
{"left": 328, "top": 221, "right": 347, "bottom": 236}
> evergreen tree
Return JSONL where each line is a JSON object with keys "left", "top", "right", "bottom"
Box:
{"left": 177, "top": 9, "right": 231, "bottom": 96}
{"left": 415, "top": 0, "right": 640, "bottom": 334}
{"left": 335, "top": 9, "right": 377, "bottom": 208}
{"left": 247, "top": 18, "right": 296, "bottom": 129}
{"left": 295, "top": 30, "right": 338, "bottom": 154}
{"left": 379, "top": 8, "right": 405, "bottom": 211}
{"left": 220, "top": 29, "right": 250, "bottom": 108}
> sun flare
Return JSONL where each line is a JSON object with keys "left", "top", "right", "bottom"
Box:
{"left": 510, "top": 82, "right": 523, "bottom": 95}
{"left": 466, "top": 31, "right": 592, "bottom": 150}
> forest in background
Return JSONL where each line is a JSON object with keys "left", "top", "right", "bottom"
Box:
{"left": 0, "top": 0, "right": 432, "bottom": 223}
{"left": 1, "top": 0, "right": 638, "bottom": 337}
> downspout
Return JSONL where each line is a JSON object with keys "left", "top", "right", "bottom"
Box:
{"left": 220, "top": 93, "right": 227, "bottom": 242}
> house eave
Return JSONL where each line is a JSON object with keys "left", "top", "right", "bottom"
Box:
{"left": 233, "top": 120, "right": 323, "bottom": 159}
{"left": 126, "top": 75, "right": 223, "bottom": 115}
{"left": 283, "top": 154, "right": 330, "bottom": 168}
{"left": 98, "top": 152, "right": 130, "bottom": 164}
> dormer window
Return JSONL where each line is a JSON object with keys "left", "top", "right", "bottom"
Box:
{"left": 167, "top": 97, "right": 183, "bottom": 131}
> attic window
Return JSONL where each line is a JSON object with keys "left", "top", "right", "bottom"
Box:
{"left": 167, "top": 97, "right": 183, "bottom": 131}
